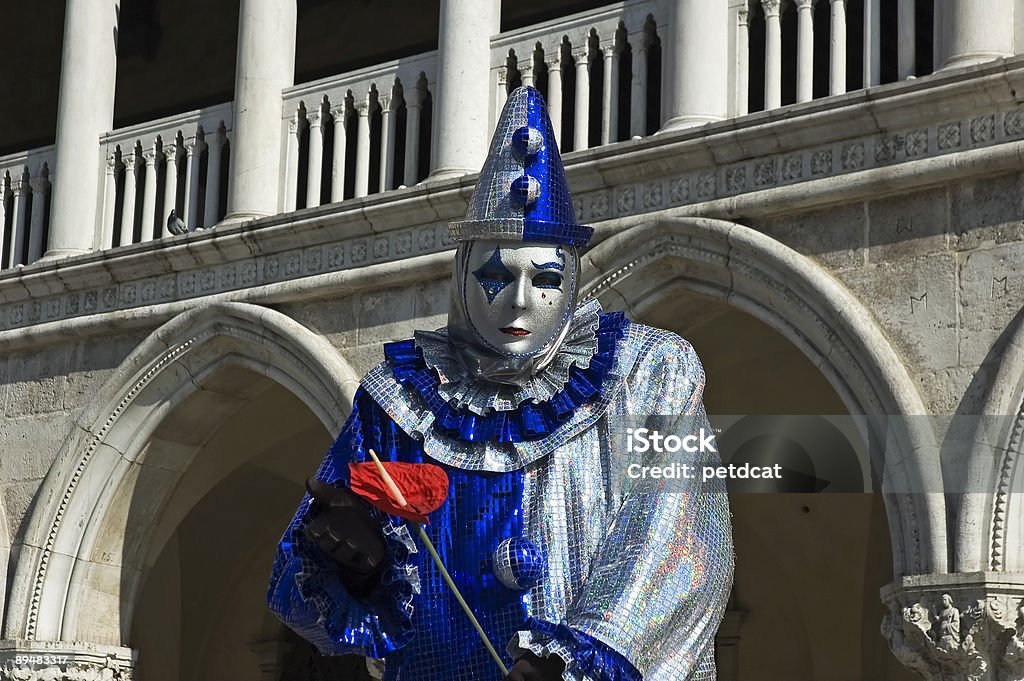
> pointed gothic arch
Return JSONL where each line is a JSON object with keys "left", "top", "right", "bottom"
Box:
{"left": 581, "top": 216, "right": 947, "bottom": 578}
{"left": 3, "top": 301, "right": 361, "bottom": 647}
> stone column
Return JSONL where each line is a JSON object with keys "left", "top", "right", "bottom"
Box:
{"left": 662, "top": 0, "right": 729, "bottom": 132}
{"left": 897, "top": 0, "right": 915, "bottom": 79}
{"left": 573, "top": 45, "right": 591, "bottom": 151}
{"left": 379, "top": 95, "right": 395, "bottom": 192}
{"left": 546, "top": 55, "right": 564, "bottom": 147}
{"left": 402, "top": 89, "right": 422, "bottom": 187}
{"left": 305, "top": 109, "right": 324, "bottom": 208}
{"left": 100, "top": 154, "right": 117, "bottom": 248}
{"left": 8, "top": 179, "right": 27, "bottom": 267}
{"left": 796, "top": 0, "right": 814, "bottom": 103}
{"left": 600, "top": 43, "right": 616, "bottom": 144}
{"left": 284, "top": 118, "right": 299, "bottom": 211}
{"left": 119, "top": 152, "right": 138, "bottom": 247}
{"left": 162, "top": 144, "right": 180, "bottom": 230}
{"left": 203, "top": 131, "right": 224, "bottom": 227}
{"left": 331, "top": 105, "right": 349, "bottom": 201}
{"left": 140, "top": 149, "right": 158, "bottom": 242}
{"left": 863, "top": 0, "right": 881, "bottom": 86}
{"left": 763, "top": 0, "right": 782, "bottom": 110}
{"left": 829, "top": 0, "right": 847, "bottom": 95}
{"left": 430, "top": 0, "right": 500, "bottom": 180}
{"left": 224, "top": 0, "right": 296, "bottom": 221}
{"left": 937, "top": 0, "right": 1015, "bottom": 71}
{"left": 46, "top": 0, "right": 119, "bottom": 260}
{"left": 27, "top": 176, "right": 49, "bottom": 263}
{"left": 354, "top": 99, "right": 371, "bottom": 198}
{"left": 629, "top": 33, "right": 648, "bottom": 137}
{"left": 882, "top": 576, "right": 1024, "bottom": 681}
{"left": 736, "top": 6, "right": 750, "bottom": 116}
{"left": 183, "top": 139, "right": 202, "bottom": 230}
{"left": 519, "top": 57, "right": 535, "bottom": 88}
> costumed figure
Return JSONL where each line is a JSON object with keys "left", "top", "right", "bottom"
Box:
{"left": 268, "top": 86, "right": 734, "bottom": 681}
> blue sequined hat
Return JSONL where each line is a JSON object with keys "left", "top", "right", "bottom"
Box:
{"left": 449, "top": 86, "right": 594, "bottom": 248}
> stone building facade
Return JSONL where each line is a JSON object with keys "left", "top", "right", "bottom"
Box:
{"left": 1, "top": 1, "right": 1024, "bottom": 680}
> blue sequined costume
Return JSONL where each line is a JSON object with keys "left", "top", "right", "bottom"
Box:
{"left": 268, "top": 86, "right": 733, "bottom": 681}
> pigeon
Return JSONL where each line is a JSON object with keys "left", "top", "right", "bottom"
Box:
{"left": 166, "top": 209, "right": 188, "bottom": 236}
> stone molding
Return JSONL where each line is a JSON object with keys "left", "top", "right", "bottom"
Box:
{"left": 881, "top": 575, "right": 1024, "bottom": 681}
{"left": 0, "top": 59, "right": 1023, "bottom": 343}
{"left": 0, "top": 642, "right": 134, "bottom": 681}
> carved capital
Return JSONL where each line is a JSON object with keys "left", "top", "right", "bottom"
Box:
{"left": 306, "top": 109, "right": 323, "bottom": 128}
{"left": 572, "top": 45, "right": 590, "bottom": 63}
{"left": 105, "top": 154, "right": 117, "bottom": 173}
{"left": 544, "top": 55, "right": 562, "bottom": 72}
{"left": 497, "top": 65, "right": 508, "bottom": 85}
{"left": 882, "top": 578, "right": 1024, "bottom": 681}
{"left": 601, "top": 44, "right": 617, "bottom": 60}
{"left": 737, "top": 7, "right": 750, "bottom": 26}
{"left": 9, "top": 178, "right": 27, "bottom": 195}
{"left": 29, "top": 177, "right": 49, "bottom": 194}
{"left": 121, "top": 152, "right": 138, "bottom": 171}
{"left": 142, "top": 149, "right": 158, "bottom": 166}
{"left": 402, "top": 87, "right": 423, "bottom": 109}
{"left": 378, "top": 95, "right": 392, "bottom": 114}
{"left": 0, "top": 642, "right": 135, "bottom": 681}
{"left": 162, "top": 144, "right": 180, "bottom": 164}
{"left": 287, "top": 118, "right": 299, "bottom": 136}
{"left": 761, "top": 0, "right": 781, "bottom": 18}
{"left": 794, "top": 0, "right": 815, "bottom": 10}
{"left": 518, "top": 61, "right": 534, "bottom": 79}
{"left": 354, "top": 99, "right": 371, "bottom": 117}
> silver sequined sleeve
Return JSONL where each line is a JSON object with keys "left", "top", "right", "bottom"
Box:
{"left": 567, "top": 332, "right": 735, "bottom": 680}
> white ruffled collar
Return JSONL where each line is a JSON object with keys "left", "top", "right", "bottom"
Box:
{"left": 413, "top": 299, "right": 602, "bottom": 416}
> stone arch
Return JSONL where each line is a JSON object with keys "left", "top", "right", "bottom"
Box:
{"left": 3, "top": 301, "right": 361, "bottom": 646}
{"left": 953, "top": 310, "right": 1024, "bottom": 573}
{"left": 581, "top": 216, "right": 946, "bottom": 577}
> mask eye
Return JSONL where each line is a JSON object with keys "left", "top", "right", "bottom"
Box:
{"left": 532, "top": 272, "right": 563, "bottom": 290}
{"left": 472, "top": 247, "right": 516, "bottom": 303}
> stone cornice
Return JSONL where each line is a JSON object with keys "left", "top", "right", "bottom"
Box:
{"left": 1, "top": 57, "right": 1023, "bottom": 345}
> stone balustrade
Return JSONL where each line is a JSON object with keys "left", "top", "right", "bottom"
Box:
{"left": 281, "top": 51, "right": 437, "bottom": 210}
{"left": 0, "top": 146, "right": 54, "bottom": 270}
{"left": 99, "top": 103, "right": 233, "bottom": 248}
{"left": 492, "top": 0, "right": 667, "bottom": 151}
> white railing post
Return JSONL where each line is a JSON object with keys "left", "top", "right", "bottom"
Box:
{"left": 830, "top": 0, "right": 847, "bottom": 95}
{"left": 27, "top": 176, "right": 49, "bottom": 264}
{"left": 305, "top": 107, "right": 324, "bottom": 208}
{"left": 203, "top": 131, "right": 224, "bottom": 227}
{"left": 183, "top": 139, "right": 202, "bottom": 231}
{"left": 662, "top": 0, "right": 730, "bottom": 131}
{"left": 796, "top": 0, "right": 815, "bottom": 102}
{"left": 736, "top": 6, "right": 750, "bottom": 116}
{"left": 863, "top": 0, "right": 881, "bottom": 87}
{"left": 629, "top": 31, "right": 648, "bottom": 137}
{"left": 226, "top": 0, "right": 296, "bottom": 222}
{"left": 140, "top": 148, "right": 158, "bottom": 242}
{"left": 573, "top": 44, "right": 591, "bottom": 150}
{"left": 284, "top": 118, "right": 299, "bottom": 211}
{"left": 379, "top": 94, "right": 395, "bottom": 192}
{"left": 100, "top": 154, "right": 116, "bottom": 248}
{"left": 762, "top": 0, "right": 782, "bottom": 110}
{"left": 9, "top": 178, "right": 27, "bottom": 267}
{"left": 354, "top": 98, "right": 372, "bottom": 198}
{"left": 600, "top": 43, "right": 616, "bottom": 144}
{"left": 162, "top": 144, "right": 180, "bottom": 232}
{"left": 330, "top": 104, "right": 349, "bottom": 201}
{"left": 545, "top": 55, "right": 564, "bottom": 146}
{"left": 403, "top": 89, "right": 422, "bottom": 187}
{"left": 119, "top": 152, "right": 138, "bottom": 246}
{"left": 898, "top": 0, "right": 916, "bottom": 79}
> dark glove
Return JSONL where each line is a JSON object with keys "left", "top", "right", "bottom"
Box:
{"left": 504, "top": 652, "right": 566, "bottom": 681}
{"left": 304, "top": 477, "right": 389, "bottom": 597}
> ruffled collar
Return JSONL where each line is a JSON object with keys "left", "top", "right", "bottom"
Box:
{"left": 414, "top": 299, "right": 603, "bottom": 416}
{"left": 382, "top": 303, "right": 629, "bottom": 444}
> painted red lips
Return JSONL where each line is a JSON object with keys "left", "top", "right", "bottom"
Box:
{"left": 501, "top": 326, "right": 530, "bottom": 336}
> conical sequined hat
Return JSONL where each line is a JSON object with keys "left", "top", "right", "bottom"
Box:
{"left": 449, "top": 86, "right": 593, "bottom": 248}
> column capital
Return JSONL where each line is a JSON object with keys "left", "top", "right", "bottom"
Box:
{"left": 163, "top": 144, "right": 181, "bottom": 164}
{"left": 572, "top": 44, "right": 590, "bottom": 62}
{"left": 737, "top": 6, "right": 750, "bottom": 25}
{"left": 496, "top": 65, "right": 508, "bottom": 86}
{"left": 518, "top": 60, "right": 534, "bottom": 79}
{"left": 881, "top": 575, "right": 1024, "bottom": 681}
{"left": 794, "top": 0, "right": 815, "bottom": 9}
{"left": 105, "top": 153, "right": 118, "bottom": 173}
{"left": 378, "top": 94, "right": 393, "bottom": 113}
{"left": 544, "top": 54, "right": 562, "bottom": 72}
{"left": 354, "top": 99, "right": 371, "bottom": 117}
{"left": 402, "top": 87, "right": 424, "bottom": 109}
{"left": 306, "top": 109, "right": 323, "bottom": 128}
{"left": 142, "top": 148, "right": 159, "bottom": 166}
{"left": 9, "top": 178, "right": 27, "bottom": 194}
{"left": 761, "top": 0, "right": 781, "bottom": 18}
{"left": 601, "top": 43, "right": 617, "bottom": 59}
{"left": 287, "top": 118, "right": 299, "bottom": 135}
{"left": 29, "top": 176, "right": 50, "bottom": 194}
{"left": 121, "top": 151, "right": 138, "bottom": 171}
{"left": 329, "top": 103, "right": 349, "bottom": 121}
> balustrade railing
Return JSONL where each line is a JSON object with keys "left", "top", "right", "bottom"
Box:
{"left": 0, "top": 146, "right": 54, "bottom": 269}
{"left": 492, "top": 0, "right": 667, "bottom": 153}
{"left": 99, "top": 102, "right": 233, "bottom": 249}
{"left": 281, "top": 51, "right": 437, "bottom": 211}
